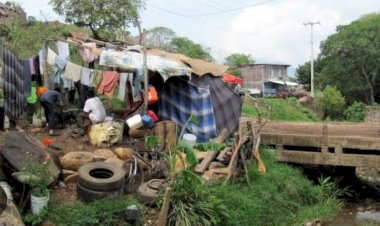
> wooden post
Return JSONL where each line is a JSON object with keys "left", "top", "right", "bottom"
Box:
{"left": 155, "top": 187, "right": 172, "bottom": 226}
{"left": 142, "top": 29, "right": 148, "bottom": 113}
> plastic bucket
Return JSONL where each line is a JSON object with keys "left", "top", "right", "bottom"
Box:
{"left": 182, "top": 133, "right": 197, "bottom": 147}
{"left": 30, "top": 193, "right": 49, "bottom": 214}
{"left": 126, "top": 114, "right": 143, "bottom": 130}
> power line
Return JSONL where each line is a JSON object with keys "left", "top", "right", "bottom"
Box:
{"left": 150, "top": 4, "right": 189, "bottom": 17}
{"left": 189, "top": 0, "right": 277, "bottom": 17}
{"left": 150, "top": 0, "right": 277, "bottom": 18}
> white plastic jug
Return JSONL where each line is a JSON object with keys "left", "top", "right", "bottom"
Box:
{"left": 182, "top": 133, "right": 197, "bottom": 147}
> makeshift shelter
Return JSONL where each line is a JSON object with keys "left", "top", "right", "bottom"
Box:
{"left": 1, "top": 33, "right": 242, "bottom": 141}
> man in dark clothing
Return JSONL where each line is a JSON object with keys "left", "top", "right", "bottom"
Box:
{"left": 40, "top": 87, "right": 63, "bottom": 136}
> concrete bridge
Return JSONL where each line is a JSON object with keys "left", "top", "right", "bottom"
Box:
{"left": 260, "top": 122, "right": 380, "bottom": 167}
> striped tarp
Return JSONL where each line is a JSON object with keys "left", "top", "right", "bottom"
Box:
{"left": 191, "top": 74, "right": 242, "bottom": 139}
{"left": 159, "top": 77, "right": 217, "bottom": 142}
{"left": 3, "top": 47, "right": 25, "bottom": 120}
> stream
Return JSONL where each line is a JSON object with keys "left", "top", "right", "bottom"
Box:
{"left": 298, "top": 165, "right": 380, "bottom": 226}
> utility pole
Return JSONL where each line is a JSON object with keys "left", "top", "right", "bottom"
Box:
{"left": 303, "top": 21, "right": 320, "bottom": 97}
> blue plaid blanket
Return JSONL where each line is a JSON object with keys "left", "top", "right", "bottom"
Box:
{"left": 159, "top": 77, "right": 217, "bottom": 142}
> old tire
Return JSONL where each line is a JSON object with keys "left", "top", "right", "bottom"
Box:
{"left": 78, "top": 162, "right": 125, "bottom": 192}
{"left": 76, "top": 183, "right": 123, "bottom": 203}
{"left": 136, "top": 181, "right": 159, "bottom": 205}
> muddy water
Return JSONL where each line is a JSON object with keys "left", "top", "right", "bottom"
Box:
{"left": 298, "top": 165, "right": 380, "bottom": 226}
{"left": 329, "top": 202, "right": 380, "bottom": 226}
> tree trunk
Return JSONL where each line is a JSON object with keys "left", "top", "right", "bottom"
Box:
{"left": 361, "top": 66, "right": 375, "bottom": 105}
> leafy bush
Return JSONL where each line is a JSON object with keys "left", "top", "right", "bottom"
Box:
{"left": 212, "top": 148, "right": 342, "bottom": 226}
{"left": 343, "top": 101, "right": 366, "bottom": 122}
{"left": 316, "top": 85, "right": 346, "bottom": 120}
{"left": 162, "top": 170, "right": 228, "bottom": 226}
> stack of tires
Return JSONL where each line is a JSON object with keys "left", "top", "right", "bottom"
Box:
{"left": 77, "top": 162, "right": 125, "bottom": 203}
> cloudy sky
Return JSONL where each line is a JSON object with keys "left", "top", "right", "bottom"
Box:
{"left": 4, "top": 0, "right": 380, "bottom": 75}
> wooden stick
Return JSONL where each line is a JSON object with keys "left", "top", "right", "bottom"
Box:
{"left": 225, "top": 134, "right": 249, "bottom": 182}
{"left": 239, "top": 147, "right": 251, "bottom": 186}
{"left": 155, "top": 187, "right": 172, "bottom": 226}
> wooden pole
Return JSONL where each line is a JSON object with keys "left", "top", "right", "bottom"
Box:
{"left": 142, "top": 29, "right": 148, "bottom": 113}
{"left": 155, "top": 187, "right": 172, "bottom": 226}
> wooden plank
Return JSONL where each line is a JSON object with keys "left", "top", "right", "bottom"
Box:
{"left": 275, "top": 150, "right": 380, "bottom": 167}
{"left": 155, "top": 187, "right": 172, "bottom": 226}
{"left": 216, "top": 147, "right": 232, "bottom": 162}
{"left": 195, "top": 151, "right": 218, "bottom": 173}
{"left": 261, "top": 133, "right": 380, "bottom": 151}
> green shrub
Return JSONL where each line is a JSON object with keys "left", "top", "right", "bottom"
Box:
{"left": 161, "top": 170, "right": 228, "bottom": 226}
{"left": 47, "top": 198, "right": 140, "bottom": 225}
{"left": 317, "top": 85, "right": 346, "bottom": 120}
{"left": 343, "top": 101, "right": 366, "bottom": 122}
{"left": 212, "top": 148, "right": 342, "bottom": 226}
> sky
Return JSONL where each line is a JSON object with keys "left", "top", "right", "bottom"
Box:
{"left": 4, "top": 0, "right": 380, "bottom": 75}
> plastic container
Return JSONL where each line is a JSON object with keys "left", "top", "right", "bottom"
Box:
{"left": 126, "top": 114, "right": 143, "bottom": 130}
{"left": 30, "top": 193, "right": 49, "bottom": 214}
{"left": 182, "top": 133, "right": 197, "bottom": 147}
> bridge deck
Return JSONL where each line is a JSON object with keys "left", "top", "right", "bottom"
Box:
{"left": 260, "top": 122, "right": 380, "bottom": 167}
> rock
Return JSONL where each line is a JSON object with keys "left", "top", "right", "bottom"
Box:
{"left": 208, "top": 161, "right": 225, "bottom": 170}
{"left": 93, "top": 149, "right": 116, "bottom": 161}
{"left": 105, "top": 157, "right": 127, "bottom": 174}
{"left": 357, "top": 206, "right": 365, "bottom": 212}
{"left": 60, "top": 152, "right": 94, "bottom": 171}
{"left": 114, "top": 147, "right": 133, "bottom": 160}
{"left": 64, "top": 173, "right": 78, "bottom": 184}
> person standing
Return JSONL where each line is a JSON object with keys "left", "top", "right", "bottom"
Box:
{"left": 40, "top": 87, "right": 63, "bottom": 136}
{"left": 77, "top": 90, "right": 106, "bottom": 135}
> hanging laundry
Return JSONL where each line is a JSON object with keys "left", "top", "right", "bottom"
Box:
{"left": 29, "top": 59, "right": 35, "bottom": 75}
{"left": 47, "top": 48, "right": 57, "bottom": 65}
{"left": 117, "top": 72, "right": 129, "bottom": 101}
{"left": 98, "top": 71, "right": 119, "bottom": 97}
{"left": 38, "top": 48, "right": 45, "bottom": 76}
{"left": 78, "top": 42, "right": 98, "bottom": 63}
{"left": 64, "top": 61, "right": 82, "bottom": 82}
{"left": 80, "top": 67, "right": 94, "bottom": 87}
{"left": 53, "top": 55, "right": 67, "bottom": 84}
{"left": 92, "top": 70, "right": 103, "bottom": 89}
{"left": 32, "top": 54, "right": 43, "bottom": 85}
{"left": 3, "top": 47, "right": 26, "bottom": 120}
{"left": 127, "top": 72, "right": 142, "bottom": 102}
{"left": 55, "top": 41, "right": 70, "bottom": 60}
{"left": 23, "top": 60, "right": 32, "bottom": 96}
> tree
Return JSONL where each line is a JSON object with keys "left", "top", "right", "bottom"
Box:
{"left": 316, "top": 85, "right": 346, "bottom": 120}
{"left": 169, "top": 37, "right": 213, "bottom": 62}
{"left": 146, "top": 26, "right": 175, "bottom": 50}
{"left": 49, "top": 0, "right": 145, "bottom": 41}
{"left": 295, "top": 57, "right": 324, "bottom": 91}
{"left": 319, "top": 13, "right": 380, "bottom": 105}
{"left": 224, "top": 53, "right": 254, "bottom": 76}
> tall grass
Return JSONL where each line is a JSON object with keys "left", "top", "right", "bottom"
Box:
{"left": 243, "top": 97, "right": 319, "bottom": 122}
{"left": 212, "top": 148, "right": 342, "bottom": 226}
